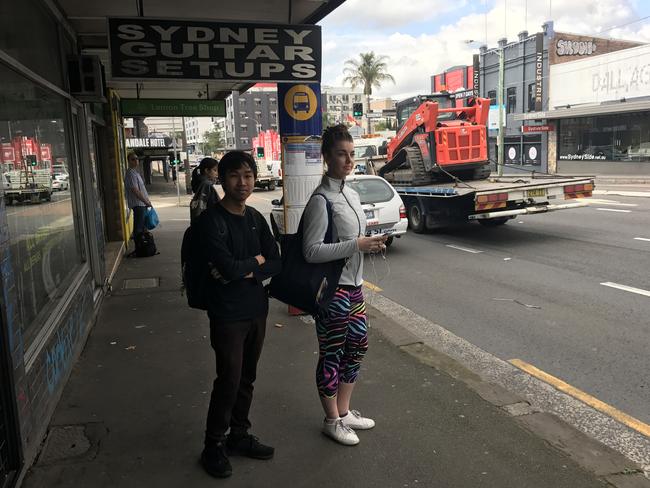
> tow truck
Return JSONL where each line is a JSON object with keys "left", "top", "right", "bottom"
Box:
{"left": 365, "top": 92, "right": 594, "bottom": 232}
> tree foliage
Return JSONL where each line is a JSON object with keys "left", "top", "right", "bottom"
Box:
{"left": 202, "top": 129, "right": 225, "bottom": 155}
{"left": 342, "top": 52, "right": 395, "bottom": 97}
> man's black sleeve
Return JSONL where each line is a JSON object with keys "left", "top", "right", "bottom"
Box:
{"left": 199, "top": 211, "right": 259, "bottom": 281}
{"left": 253, "top": 211, "right": 281, "bottom": 282}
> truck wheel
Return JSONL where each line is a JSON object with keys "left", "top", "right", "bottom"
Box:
{"left": 385, "top": 236, "right": 394, "bottom": 247}
{"left": 268, "top": 181, "right": 276, "bottom": 191}
{"left": 478, "top": 217, "right": 509, "bottom": 227}
{"left": 408, "top": 202, "right": 426, "bottom": 233}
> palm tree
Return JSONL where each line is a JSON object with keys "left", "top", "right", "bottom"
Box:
{"left": 343, "top": 52, "right": 395, "bottom": 134}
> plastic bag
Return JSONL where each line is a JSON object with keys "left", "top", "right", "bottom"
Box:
{"left": 144, "top": 207, "right": 159, "bottom": 230}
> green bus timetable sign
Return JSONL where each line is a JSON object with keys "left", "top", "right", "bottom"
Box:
{"left": 121, "top": 99, "right": 225, "bottom": 117}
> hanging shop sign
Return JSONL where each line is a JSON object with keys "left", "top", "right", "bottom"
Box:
{"left": 108, "top": 18, "right": 321, "bottom": 82}
{"left": 472, "top": 54, "right": 480, "bottom": 97}
{"left": 125, "top": 138, "right": 168, "bottom": 148}
{"left": 121, "top": 98, "right": 225, "bottom": 117}
{"left": 535, "top": 33, "right": 544, "bottom": 111}
{"left": 522, "top": 125, "right": 553, "bottom": 133}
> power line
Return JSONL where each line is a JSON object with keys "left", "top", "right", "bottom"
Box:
{"left": 596, "top": 14, "right": 650, "bottom": 35}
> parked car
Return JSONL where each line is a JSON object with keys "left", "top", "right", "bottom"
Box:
{"left": 270, "top": 175, "right": 407, "bottom": 246}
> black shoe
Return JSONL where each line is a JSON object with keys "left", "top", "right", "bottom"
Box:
{"left": 226, "top": 433, "right": 274, "bottom": 460}
{"left": 201, "top": 443, "right": 232, "bottom": 478}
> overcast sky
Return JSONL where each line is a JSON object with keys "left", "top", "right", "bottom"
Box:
{"left": 318, "top": 0, "right": 650, "bottom": 101}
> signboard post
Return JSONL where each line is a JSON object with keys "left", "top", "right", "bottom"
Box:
{"left": 277, "top": 82, "right": 322, "bottom": 234}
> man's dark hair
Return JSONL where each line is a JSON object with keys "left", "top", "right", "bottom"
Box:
{"left": 321, "top": 124, "right": 353, "bottom": 157}
{"left": 217, "top": 151, "right": 257, "bottom": 182}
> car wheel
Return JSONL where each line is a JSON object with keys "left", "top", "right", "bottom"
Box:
{"left": 385, "top": 236, "right": 394, "bottom": 247}
{"left": 268, "top": 181, "right": 276, "bottom": 191}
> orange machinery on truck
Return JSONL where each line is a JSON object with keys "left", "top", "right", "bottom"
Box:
{"left": 367, "top": 93, "right": 594, "bottom": 232}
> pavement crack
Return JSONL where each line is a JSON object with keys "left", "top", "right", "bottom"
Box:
{"left": 492, "top": 298, "right": 542, "bottom": 309}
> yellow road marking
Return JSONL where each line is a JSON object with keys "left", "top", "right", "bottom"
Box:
{"left": 509, "top": 359, "right": 650, "bottom": 438}
{"left": 363, "top": 280, "right": 383, "bottom": 292}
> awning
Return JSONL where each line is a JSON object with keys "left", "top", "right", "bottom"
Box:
{"left": 58, "top": 0, "right": 345, "bottom": 100}
{"left": 514, "top": 99, "right": 650, "bottom": 121}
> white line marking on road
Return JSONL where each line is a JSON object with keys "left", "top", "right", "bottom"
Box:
{"left": 445, "top": 244, "right": 483, "bottom": 254}
{"left": 634, "top": 237, "right": 650, "bottom": 242}
{"left": 596, "top": 208, "right": 632, "bottom": 213}
{"left": 600, "top": 282, "right": 650, "bottom": 298}
{"left": 586, "top": 199, "right": 637, "bottom": 207}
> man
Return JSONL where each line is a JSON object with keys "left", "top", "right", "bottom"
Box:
{"left": 124, "top": 152, "right": 152, "bottom": 236}
{"left": 197, "top": 150, "right": 281, "bottom": 478}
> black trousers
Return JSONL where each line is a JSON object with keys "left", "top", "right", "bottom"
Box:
{"left": 205, "top": 315, "right": 267, "bottom": 443}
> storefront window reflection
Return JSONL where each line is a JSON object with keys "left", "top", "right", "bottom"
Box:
{"left": 0, "top": 64, "right": 84, "bottom": 349}
{"left": 559, "top": 113, "right": 650, "bottom": 162}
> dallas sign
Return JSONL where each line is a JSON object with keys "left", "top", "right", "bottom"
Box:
{"left": 108, "top": 18, "right": 321, "bottom": 82}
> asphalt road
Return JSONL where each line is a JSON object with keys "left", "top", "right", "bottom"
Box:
{"left": 363, "top": 194, "right": 650, "bottom": 427}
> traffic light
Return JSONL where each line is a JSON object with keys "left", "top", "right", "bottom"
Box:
{"left": 352, "top": 102, "right": 363, "bottom": 117}
{"left": 25, "top": 155, "right": 38, "bottom": 166}
{"left": 256, "top": 147, "right": 265, "bottom": 159}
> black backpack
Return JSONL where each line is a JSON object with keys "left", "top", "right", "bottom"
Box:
{"left": 129, "top": 231, "right": 157, "bottom": 258}
{"left": 181, "top": 211, "right": 228, "bottom": 310}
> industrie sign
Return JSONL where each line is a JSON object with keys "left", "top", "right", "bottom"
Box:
{"left": 108, "top": 18, "right": 321, "bottom": 82}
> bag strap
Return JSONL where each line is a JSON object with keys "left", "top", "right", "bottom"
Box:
{"left": 308, "top": 193, "right": 335, "bottom": 244}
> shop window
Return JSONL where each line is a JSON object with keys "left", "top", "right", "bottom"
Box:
{"left": 507, "top": 87, "right": 517, "bottom": 114}
{"left": 0, "top": 0, "right": 64, "bottom": 87}
{"left": 0, "top": 64, "right": 84, "bottom": 349}
{"left": 558, "top": 113, "right": 650, "bottom": 162}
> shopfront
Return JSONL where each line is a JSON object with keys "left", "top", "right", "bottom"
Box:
{"left": 518, "top": 41, "right": 650, "bottom": 175}
{"left": 0, "top": 0, "right": 113, "bottom": 481}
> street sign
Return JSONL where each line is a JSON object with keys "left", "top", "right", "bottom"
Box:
{"left": 121, "top": 99, "right": 225, "bottom": 117}
{"left": 278, "top": 83, "right": 322, "bottom": 137}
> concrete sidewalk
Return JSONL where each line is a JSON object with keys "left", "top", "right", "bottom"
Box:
{"left": 20, "top": 184, "right": 647, "bottom": 488}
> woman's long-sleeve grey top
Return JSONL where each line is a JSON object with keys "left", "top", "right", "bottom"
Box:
{"left": 302, "top": 175, "right": 367, "bottom": 287}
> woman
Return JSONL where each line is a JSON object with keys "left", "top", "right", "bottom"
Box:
{"left": 302, "top": 125, "right": 388, "bottom": 446}
{"left": 190, "top": 157, "right": 220, "bottom": 222}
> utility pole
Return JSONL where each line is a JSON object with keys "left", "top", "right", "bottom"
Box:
{"left": 172, "top": 117, "right": 180, "bottom": 206}
{"left": 497, "top": 47, "right": 505, "bottom": 176}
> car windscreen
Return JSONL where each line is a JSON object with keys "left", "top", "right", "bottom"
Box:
{"left": 355, "top": 145, "right": 377, "bottom": 158}
{"left": 347, "top": 179, "right": 394, "bottom": 204}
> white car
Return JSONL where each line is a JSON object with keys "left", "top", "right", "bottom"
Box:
{"left": 52, "top": 176, "right": 69, "bottom": 191}
{"left": 270, "top": 175, "right": 407, "bottom": 246}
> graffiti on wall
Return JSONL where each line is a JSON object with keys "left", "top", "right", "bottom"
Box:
{"left": 44, "top": 284, "right": 92, "bottom": 394}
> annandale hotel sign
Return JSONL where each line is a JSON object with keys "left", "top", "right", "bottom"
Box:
{"left": 108, "top": 18, "right": 321, "bottom": 82}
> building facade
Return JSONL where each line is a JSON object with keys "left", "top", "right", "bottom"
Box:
{"left": 320, "top": 86, "right": 364, "bottom": 126}
{"left": 183, "top": 117, "right": 216, "bottom": 153}
{"left": 479, "top": 23, "right": 555, "bottom": 171}
{"left": 225, "top": 84, "right": 278, "bottom": 150}
{"left": 516, "top": 32, "right": 647, "bottom": 175}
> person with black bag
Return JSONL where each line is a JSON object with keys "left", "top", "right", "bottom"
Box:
{"left": 190, "top": 157, "right": 220, "bottom": 223}
{"left": 302, "top": 125, "right": 387, "bottom": 446}
{"left": 196, "top": 151, "right": 280, "bottom": 479}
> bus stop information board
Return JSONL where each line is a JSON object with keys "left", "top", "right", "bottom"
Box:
{"left": 108, "top": 18, "right": 321, "bottom": 83}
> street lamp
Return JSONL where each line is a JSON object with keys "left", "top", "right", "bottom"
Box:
{"left": 241, "top": 116, "right": 262, "bottom": 136}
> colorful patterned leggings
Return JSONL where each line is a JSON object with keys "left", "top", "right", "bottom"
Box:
{"left": 315, "top": 286, "right": 369, "bottom": 398}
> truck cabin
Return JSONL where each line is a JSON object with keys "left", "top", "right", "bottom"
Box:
{"left": 395, "top": 93, "right": 458, "bottom": 129}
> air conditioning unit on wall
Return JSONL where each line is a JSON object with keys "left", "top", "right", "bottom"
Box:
{"left": 68, "top": 55, "right": 106, "bottom": 103}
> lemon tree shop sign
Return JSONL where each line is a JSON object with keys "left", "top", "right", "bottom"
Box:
{"left": 108, "top": 18, "right": 321, "bottom": 82}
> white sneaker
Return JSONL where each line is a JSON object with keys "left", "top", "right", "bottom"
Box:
{"left": 340, "top": 410, "right": 375, "bottom": 430}
{"left": 322, "top": 419, "right": 360, "bottom": 446}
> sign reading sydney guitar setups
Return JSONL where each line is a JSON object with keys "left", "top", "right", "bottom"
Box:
{"left": 108, "top": 18, "right": 321, "bottom": 82}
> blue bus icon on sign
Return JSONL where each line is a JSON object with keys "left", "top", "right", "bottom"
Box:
{"left": 292, "top": 92, "right": 310, "bottom": 113}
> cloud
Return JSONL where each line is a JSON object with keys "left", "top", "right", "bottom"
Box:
{"left": 320, "top": 0, "right": 650, "bottom": 100}
{"left": 322, "top": 0, "right": 468, "bottom": 29}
